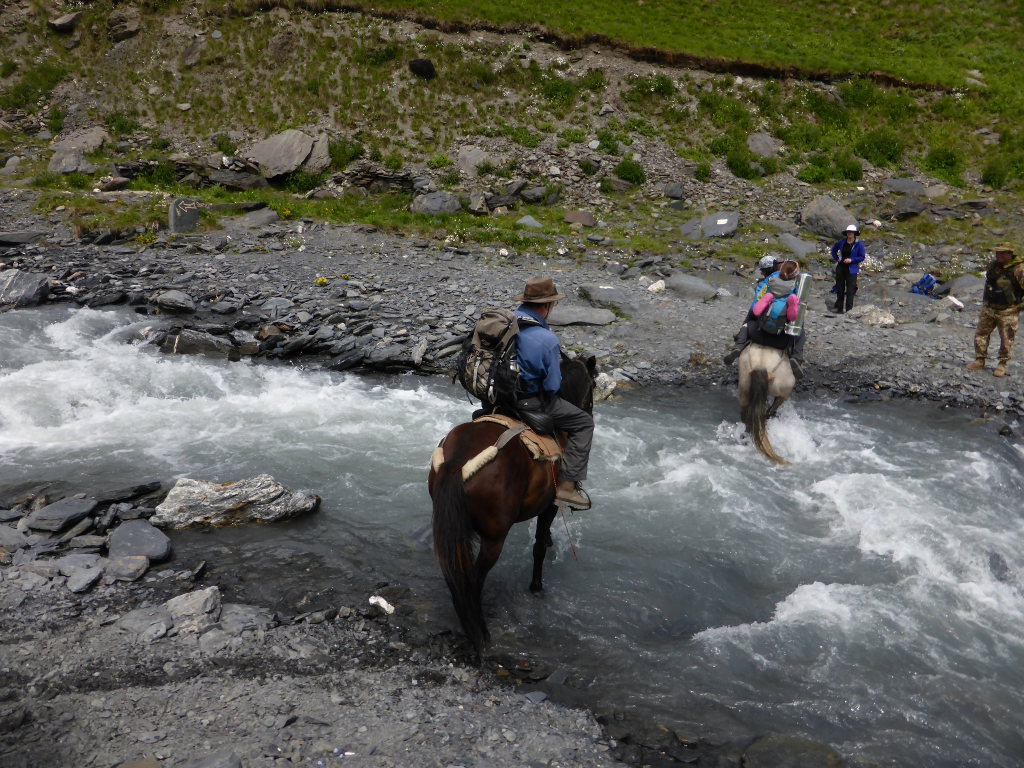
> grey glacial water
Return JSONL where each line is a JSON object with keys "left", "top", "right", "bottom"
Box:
{"left": 2, "top": 307, "right": 1023, "bottom": 767}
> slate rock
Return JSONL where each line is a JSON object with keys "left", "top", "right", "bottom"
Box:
{"left": 0, "top": 526, "right": 29, "bottom": 550}
{"left": 602, "top": 177, "right": 635, "bottom": 193}
{"left": 564, "top": 210, "right": 597, "bottom": 227}
{"left": 25, "top": 497, "right": 97, "bottom": 532}
{"left": 578, "top": 283, "right": 638, "bottom": 315}
{"left": 0, "top": 269, "right": 50, "bottom": 308}
{"left": 457, "top": 146, "right": 492, "bottom": 177}
{"left": 800, "top": 195, "right": 856, "bottom": 238}
{"left": 246, "top": 129, "right": 315, "bottom": 178}
{"left": 747, "top": 132, "right": 781, "bottom": 158}
{"left": 53, "top": 127, "right": 111, "bottom": 153}
{"left": 520, "top": 186, "right": 548, "bottom": 203}
{"left": 165, "top": 586, "right": 221, "bottom": 633}
{"left": 845, "top": 305, "right": 896, "bottom": 327}
{"left": 681, "top": 211, "right": 739, "bottom": 239}
{"left": 208, "top": 169, "right": 268, "bottom": 190}
{"left": 48, "top": 11, "right": 82, "bottom": 32}
{"left": 108, "top": 519, "right": 172, "bottom": 561}
{"left": 181, "top": 751, "right": 243, "bottom": 768}
{"left": 547, "top": 304, "right": 615, "bottom": 326}
{"left": 779, "top": 233, "right": 818, "bottom": 259}
{"left": 892, "top": 195, "right": 926, "bottom": 220}
{"left": 409, "top": 58, "right": 437, "bottom": 80}
{"left": 105, "top": 555, "right": 149, "bottom": 582}
{"left": 236, "top": 208, "right": 279, "bottom": 228}
{"left": 410, "top": 191, "right": 461, "bottom": 215}
{"left": 47, "top": 148, "right": 95, "bottom": 174}
{"left": 468, "top": 190, "right": 488, "bottom": 215}
{"left": 67, "top": 567, "right": 102, "bottom": 593}
{"left": 517, "top": 215, "right": 543, "bottom": 229}
{"left": 665, "top": 274, "right": 716, "bottom": 300}
{"left": 117, "top": 605, "right": 174, "bottom": 640}
{"left": 883, "top": 178, "right": 926, "bottom": 196}
{"left": 742, "top": 734, "right": 845, "bottom": 768}
{"left": 663, "top": 182, "right": 685, "bottom": 199}
{"left": 56, "top": 553, "right": 102, "bottom": 575}
{"left": 935, "top": 273, "right": 983, "bottom": 299}
{"left": 0, "top": 231, "right": 46, "bottom": 246}
{"left": 220, "top": 603, "right": 277, "bottom": 634}
{"left": 199, "top": 628, "right": 232, "bottom": 654}
{"left": 160, "top": 329, "right": 239, "bottom": 359}
{"left": 302, "top": 133, "right": 331, "bottom": 173}
{"left": 152, "top": 290, "right": 196, "bottom": 314}
{"left": 168, "top": 197, "right": 205, "bottom": 234}
{"left": 151, "top": 474, "right": 321, "bottom": 528}
{"left": 107, "top": 6, "right": 141, "bottom": 41}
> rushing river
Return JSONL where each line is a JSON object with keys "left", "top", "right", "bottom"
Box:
{"left": 2, "top": 307, "right": 1023, "bottom": 767}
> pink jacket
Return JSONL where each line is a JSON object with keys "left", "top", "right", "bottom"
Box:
{"left": 753, "top": 292, "right": 800, "bottom": 320}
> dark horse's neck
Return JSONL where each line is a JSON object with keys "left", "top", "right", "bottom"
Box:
{"left": 559, "top": 353, "right": 598, "bottom": 414}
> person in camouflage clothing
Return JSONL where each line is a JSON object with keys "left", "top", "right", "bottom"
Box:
{"left": 967, "top": 243, "right": 1024, "bottom": 378}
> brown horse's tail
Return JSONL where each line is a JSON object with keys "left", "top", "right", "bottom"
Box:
{"left": 431, "top": 463, "right": 486, "bottom": 657}
{"left": 742, "top": 368, "right": 788, "bottom": 465}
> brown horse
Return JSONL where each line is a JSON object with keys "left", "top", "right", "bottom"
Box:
{"left": 428, "top": 355, "right": 597, "bottom": 658}
{"left": 738, "top": 342, "right": 795, "bottom": 464}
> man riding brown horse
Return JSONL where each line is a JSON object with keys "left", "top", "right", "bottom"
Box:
{"left": 512, "top": 276, "right": 594, "bottom": 509}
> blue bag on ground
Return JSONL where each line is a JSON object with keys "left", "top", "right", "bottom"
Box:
{"left": 911, "top": 273, "right": 939, "bottom": 297}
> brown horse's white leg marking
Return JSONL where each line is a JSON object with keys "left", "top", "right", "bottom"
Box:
{"left": 431, "top": 445, "right": 445, "bottom": 473}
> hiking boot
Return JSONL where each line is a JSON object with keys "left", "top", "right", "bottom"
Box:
{"left": 723, "top": 348, "right": 741, "bottom": 365}
{"left": 790, "top": 358, "right": 805, "bottom": 380}
{"left": 556, "top": 482, "right": 591, "bottom": 510}
{"left": 966, "top": 359, "right": 985, "bottom": 371}
{"left": 994, "top": 363, "right": 1008, "bottom": 377}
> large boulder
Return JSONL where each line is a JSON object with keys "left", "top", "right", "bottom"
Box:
{"left": 681, "top": 211, "right": 739, "bottom": 239}
{"left": 800, "top": 195, "right": 856, "bottom": 238}
{"left": 151, "top": 290, "right": 196, "bottom": 314}
{"left": 159, "top": 329, "right": 235, "bottom": 359}
{"left": 747, "top": 132, "right": 781, "bottom": 158}
{"left": 108, "top": 519, "right": 172, "bottom": 561}
{"left": 246, "top": 130, "right": 315, "bottom": 179}
{"left": 302, "top": 133, "right": 331, "bottom": 173}
{"left": 578, "top": 283, "right": 638, "bottom": 316}
{"left": 207, "top": 169, "right": 268, "bottom": 190}
{"left": 25, "top": 497, "right": 98, "bottom": 532}
{"left": 165, "top": 586, "right": 221, "bottom": 633}
{"left": 665, "top": 273, "right": 716, "bottom": 300}
{"left": 54, "top": 127, "right": 111, "bottom": 153}
{"left": 410, "top": 191, "right": 461, "bottom": 215}
{"left": 151, "top": 474, "right": 321, "bottom": 529}
{"left": 48, "top": 11, "right": 83, "bottom": 33}
{"left": 934, "top": 273, "right": 984, "bottom": 299}
{"left": 457, "top": 146, "right": 493, "bottom": 177}
{"left": 779, "top": 233, "right": 818, "bottom": 259}
{"left": 107, "top": 6, "right": 141, "bottom": 41}
{"left": 547, "top": 304, "right": 616, "bottom": 326}
{"left": 883, "top": 178, "right": 925, "bottom": 196}
{"left": 0, "top": 269, "right": 50, "bottom": 307}
{"left": 892, "top": 196, "right": 926, "bottom": 220}
{"left": 0, "top": 232, "right": 46, "bottom": 247}
{"left": 47, "top": 148, "right": 95, "bottom": 174}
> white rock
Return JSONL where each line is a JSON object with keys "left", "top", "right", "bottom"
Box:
{"left": 647, "top": 279, "right": 666, "bottom": 294}
{"left": 165, "top": 586, "right": 222, "bottom": 634}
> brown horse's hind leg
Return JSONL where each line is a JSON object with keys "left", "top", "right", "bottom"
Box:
{"left": 767, "top": 395, "right": 788, "bottom": 419}
{"left": 530, "top": 504, "right": 558, "bottom": 594}
{"left": 474, "top": 537, "right": 505, "bottom": 644}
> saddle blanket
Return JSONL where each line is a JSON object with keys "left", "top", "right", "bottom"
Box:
{"left": 473, "top": 413, "right": 561, "bottom": 462}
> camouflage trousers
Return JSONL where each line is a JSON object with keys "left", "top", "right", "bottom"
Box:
{"left": 974, "top": 305, "right": 1020, "bottom": 363}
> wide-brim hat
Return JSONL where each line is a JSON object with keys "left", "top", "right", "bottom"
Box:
{"left": 994, "top": 242, "right": 1016, "bottom": 254}
{"left": 515, "top": 276, "right": 566, "bottom": 303}
{"left": 844, "top": 224, "right": 860, "bottom": 234}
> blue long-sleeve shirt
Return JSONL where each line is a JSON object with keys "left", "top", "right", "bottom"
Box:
{"left": 831, "top": 238, "right": 866, "bottom": 275}
{"left": 515, "top": 305, "right": 561, "bottom": 395}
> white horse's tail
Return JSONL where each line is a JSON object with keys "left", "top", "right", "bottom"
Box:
{"left": 741, "top": 367, "right": 788, "bottom": 465}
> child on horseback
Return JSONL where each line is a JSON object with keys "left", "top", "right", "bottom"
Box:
{"left": 513, "top": 277, "right": 594, "bottom": 510}
{"left": 723, "top": 259, "right": 806, "bottom": 377}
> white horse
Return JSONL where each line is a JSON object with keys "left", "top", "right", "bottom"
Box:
{"left": 738, "top": 343, "right": 795, "bottom": 464}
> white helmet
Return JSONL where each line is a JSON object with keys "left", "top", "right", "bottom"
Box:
{"left": 758, "top": 255, "right": 777, "bottom": 271}
{"left": 844, "top": 223, "right": 859, "bottom": 234}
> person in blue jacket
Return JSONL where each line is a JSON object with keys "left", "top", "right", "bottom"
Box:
{"left": 831, "top": 224, "right": 866, "bottom": 313}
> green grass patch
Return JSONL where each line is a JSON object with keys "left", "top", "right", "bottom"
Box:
{"left": 0, "top": 60, "right": 67, "bottom": 110}
{"left": 614, "top": 158, "right": 646, "bottom": 184}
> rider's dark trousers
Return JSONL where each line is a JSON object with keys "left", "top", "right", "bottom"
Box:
{"left": 545, "top": 396, "right": 594, "bottom": 483}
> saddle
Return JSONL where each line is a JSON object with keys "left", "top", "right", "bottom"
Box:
{"left": 473, "top": 413, "right": 561, "bottom": 463}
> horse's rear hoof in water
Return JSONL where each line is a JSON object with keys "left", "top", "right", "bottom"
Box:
{"left": 737, "top": 344, "right": 795, "bottom": 465}
{"left": 428, "top": 355, "right": 597, "bottom": 658}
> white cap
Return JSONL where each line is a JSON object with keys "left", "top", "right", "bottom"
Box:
{"left": 844, "top": 224, "right": 859, "bottom": 233}
{"left": 758, "top": 255, "right": 777, "bottom": 270}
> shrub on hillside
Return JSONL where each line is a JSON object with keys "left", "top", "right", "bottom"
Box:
{"left": 0, "top": 61, "right": 66, "bottom": 110}
{"left": 329, "top": 138, "right": 364, "bottom": 169}
{"left": 614, "top": 159, "right": 646, "bottom": 185}
{"left": 105, "top": 111, "right": 142, "bottom": 137}
{"left": 923, "top": 146, "right": 963, "bottom": 183}
{"left": 579, "top": 158, "right": 598, "bottom": 176}
{"left": 726, "top": 146, "right": 759, "bottom": 179}
{"left": 981, "top": 157, "right": 1009, "bottom": 189}
{"left": 855, "top": 127, "right": 903, "bottom": 167}
{"left": 212, "top": 133, "right": 237, "bottom": 156}
{"left": 694, "top": 161, "right": 712, "bottom": 182}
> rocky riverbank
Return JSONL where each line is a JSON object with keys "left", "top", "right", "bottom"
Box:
{"left": 1, "top": 187, "right": 1020, "bottom": 423}
{"left": 0, "top": 181, "right": 1017, "bottom": 768}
